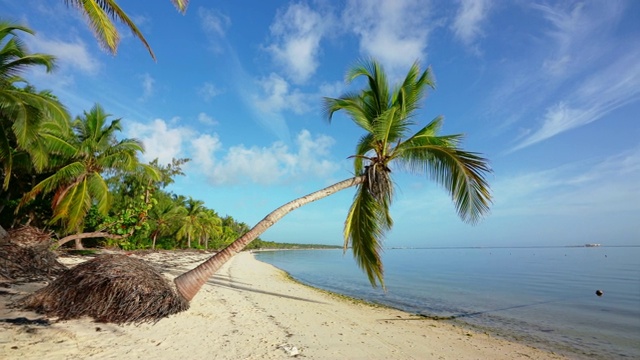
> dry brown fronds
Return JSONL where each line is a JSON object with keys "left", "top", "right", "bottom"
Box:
{"left": 18, "top": 254, "right": 189, "bottom": 324}
{"left": 0, "top": 226, "right": 65, "bottom": 282}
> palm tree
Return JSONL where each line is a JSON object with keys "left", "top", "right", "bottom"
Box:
{"left": 172, "top": 59, "right": 492, "bottom": 302}
{"left": 63, "top": 0, "right": 190, "bottom": 61}
{"left": 176, "top": 197, "right": 206, "bottom": 249}
{"left": 19, "top": 104, "right": 146, "bottom": 248}
{"left": 148, "top": 199, "right": 186, "bottom": 250}
{"left": 198, "top": 209, "right": 222, "bottom": 250}
{"left": 0, "top": 22, "right": 69, "bottom": 190}
{"left": 0, "top": 22, "right": 69, "bottom": 240}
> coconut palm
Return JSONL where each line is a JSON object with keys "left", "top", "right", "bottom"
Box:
{"left": 63, "top": 0, "right": 190, "bottom": 61}
{"left": 198, "top": 209, "right": 222, "bottom": 250}
{"left": 0, "top": 22, "right": 69, "bottom": 190}
{"left": 176, "top": 197, "right": 206, "bottom": 249}
{"left": 172, "top": 59, "right": 492, "bottom": 302}
{"left": 148, "top": 199, "right": 186, "bottom": 250}
{"left": 19, "top": 104, "right": 146, "bottom": 246}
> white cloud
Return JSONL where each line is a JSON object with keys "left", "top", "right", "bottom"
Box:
{"left": 253, "top": 73, "right": 310, "bottom": 116}
{"left": 451, "top": 0, "right": 491, "bottom": 51}
{"left": 342, "top": 0, "right": 431, "bottom": 75}
{"left": 126, "top": 119, "right": 339, "bottom": 186}
{"left": 202, "top": 130, "right": 339, "bottom": 185}
{"left": 26, "top": 35, "right": 100, "bottom": 74}
{"left": 266, "top": 3, "right": 326, "bottom": 83}
{"left": 127, "top": 119, "right": 192, "bottom": 165}
{"left": 191, "top": 134, "right": 222, "bottom": 172}
{"left": 197, "top": 112, "right": 218, "bottom": 126}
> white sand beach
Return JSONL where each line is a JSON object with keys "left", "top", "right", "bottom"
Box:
{"left": 0, "top": 251, "right": 567, "bottom": 359}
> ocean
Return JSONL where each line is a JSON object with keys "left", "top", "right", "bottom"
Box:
{"left": 254, "top": 246, "right": 640, "bottom": 359}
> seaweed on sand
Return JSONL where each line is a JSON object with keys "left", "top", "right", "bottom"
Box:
{"left": 18, "top": 254, "right": 189, "bottom": 324}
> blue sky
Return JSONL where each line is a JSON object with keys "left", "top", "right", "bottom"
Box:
{"left": 4, "top": 0, "right": 639, "bottom": 247}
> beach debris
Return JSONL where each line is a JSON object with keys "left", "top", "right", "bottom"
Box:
{"left": 595, "top": 290, "right": 604, "bottom": 297}
{"left": 278, "top": 343, "right": 300, "bottom": 357}
{"left": 17, "top": 254, "right": 189, "bottom": 324}
{"left": 0, "top": 226, "right": 66, "bottom": 282}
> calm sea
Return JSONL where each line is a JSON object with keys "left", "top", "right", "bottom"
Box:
{"left": 255, "top": 246, "right": 640, "bottom": 359}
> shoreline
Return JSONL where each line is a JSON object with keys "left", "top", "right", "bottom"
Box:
{"left": 263, "top": 254, "right": 585, "bottom": 359}
{"left": 1, "top": 251, "right": 569, "bottom": 359}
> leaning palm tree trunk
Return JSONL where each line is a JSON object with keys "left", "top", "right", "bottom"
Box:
{"left": 174, "top": 176, "right": 365, "bottom": 301}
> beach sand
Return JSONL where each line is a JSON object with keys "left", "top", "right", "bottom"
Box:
{"left": 0, "top": 251, "right": 567, "bottom": 359}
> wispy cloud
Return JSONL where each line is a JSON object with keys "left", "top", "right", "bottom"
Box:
{"left": 451, "top": 0, "right": 491, "bottom": 53}
{"left": 266, "top": 3, "right": 327, "bottom": 84}
{"left": 342, "top": 0, "right": 432, "bottom": 76}
{"left": 512, "top": 45, "right": 640, "bottom": 151}
{"left": 197, "top": 112, "right": 218, "bottom": 126}
{"left": 494, "top": 148, "right": 640, "bottom": 216}
{"left": 478, "top": 1, "right": 636, "bottom": 151}
{"left": 198, "top": 82, "right": 223, "bottom": 101}
{"left": 198, "top": 7, "right": 231, "bottom": 52}
{"left": 137, "top": 73, "right": 155, "bottom": 101}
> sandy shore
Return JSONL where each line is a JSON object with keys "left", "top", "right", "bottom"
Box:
{"left": 0, "top": 251, "right": 567, "bottom": 359}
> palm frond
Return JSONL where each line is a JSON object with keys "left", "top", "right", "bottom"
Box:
{"left": 87, "top": 172, "right": 110, "bottom": 214}
{"left": 77, "top": 0, "right": 120, "bottom": 55}
{"left": 19, "top": 161, "right": 86, "bottom": 208}
{"left": 322, "top": 94, "right": 373, "bottom": 132}
{"left": 50, "top": 178, "right": 91, "bottom": 233}
{"left": 343, "top": 183, "right": 391, "bottom": 288}
{"left": 353, "top": 133, "right": 374, "bottom": 174}
{"left": 396, "top": 130, "right": 492, "bottom": 224}
{"left": 171, "top": 0, "right": 190, "bottom": 13}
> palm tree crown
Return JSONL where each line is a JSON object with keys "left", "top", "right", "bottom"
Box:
{"left": 20, "top": 104, "right": 145, "bottom": 234}
{"left": 0, "top": 21, "right": 69, "bottom": 189}
{"left": 323, "top": 59, "right": 492, "bottom": 287}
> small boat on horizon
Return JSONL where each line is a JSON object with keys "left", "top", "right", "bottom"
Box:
{"left": 585, "top": 243, "right": 602, "bottom": 247}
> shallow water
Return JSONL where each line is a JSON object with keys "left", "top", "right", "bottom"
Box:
{"left": 255, "top": 246, "right": 640, "bottom": 359}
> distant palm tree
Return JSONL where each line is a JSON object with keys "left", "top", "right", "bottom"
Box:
{"left": 173, "top": 59, "right": 492, "bottom": 301}
{"left": 19, "top": 104, "right": 145, "bottom": 247}
{"left": 0, "top": 22, "right": 69, "bottom": 189}
{"left": 148, "top": 200, "right": 186, "bottom": 250}
{"left": 197, "top": 209, "right": 222, "bottom": 250}
{"left": 176, "top": 197, "right": 206, "bottom": 249}
{"left": 63, "top": 0, "right": 190, "bottom": 61}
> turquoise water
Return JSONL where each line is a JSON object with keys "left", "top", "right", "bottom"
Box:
{"left": 255, "top": 246, "right": 640, "bottom": 359}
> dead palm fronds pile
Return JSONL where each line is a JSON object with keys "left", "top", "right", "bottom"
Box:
{"left": 0, "top": 226, "right": 66, "bottom": 282}
{"left": 18, "top": 254, "right": 189, "bottom": 324}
